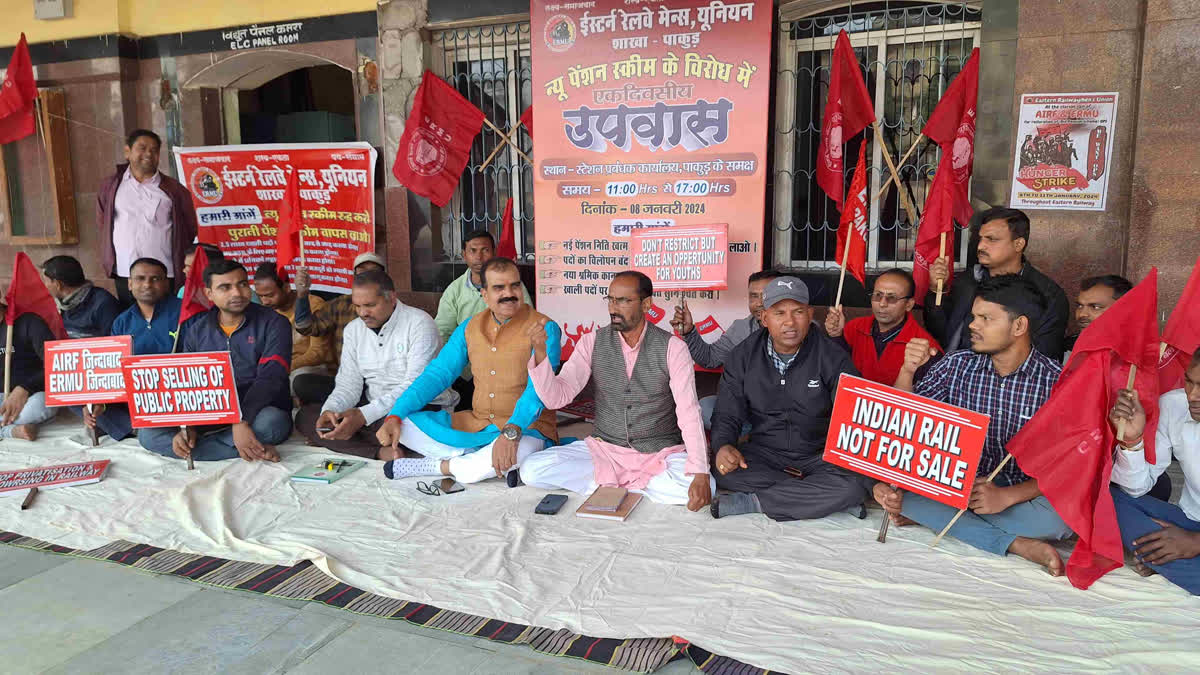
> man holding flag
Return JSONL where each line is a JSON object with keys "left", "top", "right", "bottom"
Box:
{"left": 0, "top": 253, "right": 65, "bottom": 441}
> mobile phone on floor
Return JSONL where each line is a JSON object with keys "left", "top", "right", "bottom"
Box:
{"left": 438, "top": 478, "right": 466, "bottom": 494}
{"left": 535, "top": 493, "right": 569, "bottom": 515}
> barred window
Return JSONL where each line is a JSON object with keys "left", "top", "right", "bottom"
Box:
{"left": 772, "top": 2, "right": 981, "bottom": 273}
{"left": 414, "top": 21, "right": 533, "bottom": 293}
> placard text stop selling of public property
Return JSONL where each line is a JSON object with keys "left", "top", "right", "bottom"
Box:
{"left": 128, "top": 364, "right": 232, "bottom": 413}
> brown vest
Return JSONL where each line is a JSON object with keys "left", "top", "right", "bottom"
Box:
{"left": 450, "top": 303, "right": 558, "bottom": 441}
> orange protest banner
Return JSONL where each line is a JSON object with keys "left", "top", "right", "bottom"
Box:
{"left": 822, "top": 374, "right": 991, "bottom": 510}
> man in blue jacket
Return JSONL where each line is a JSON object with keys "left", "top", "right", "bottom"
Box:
{"left": 83, "top": 257, "right": 181, "bottom": 441}
{"left": 138, "top": 259, "right": 293, "bottom": 462}
{"left": 41, "top": 255, "right": 121, "bottom": 338}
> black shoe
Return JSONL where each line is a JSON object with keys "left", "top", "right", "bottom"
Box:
{"left": 506, "top": 470, "right": 521, "bottom": 488}
{"left": 383, "top": 460, "right": 395, "bottom": 480}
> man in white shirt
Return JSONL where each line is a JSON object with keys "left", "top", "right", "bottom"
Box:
{"left": 295, "top": 269, "right": 456, "bottom": 458}
{"left": 1108, "top": 351, "right": 1200, "bottom": 593}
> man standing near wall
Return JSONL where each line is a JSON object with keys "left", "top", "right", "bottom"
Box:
{"left": 97, "top": 129, "right": 199, "bottom": 307}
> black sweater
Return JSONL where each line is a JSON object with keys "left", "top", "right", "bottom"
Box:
{"left": 0, "top": 313, "right": 55, "bottom": 394}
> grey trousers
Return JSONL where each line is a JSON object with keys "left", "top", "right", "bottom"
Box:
{"left": 714, "top": 446, "right": 871, "bottom": 521}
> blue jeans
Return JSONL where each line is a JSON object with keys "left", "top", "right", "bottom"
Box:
{"left": 902, "top": 491, "right": 1074, "bottom": 556}
{"left": 69, "top": 404, "right": 133, "bottom": 441}
{"left": 699, "top": 395, "right": 752, "bottom": 435}
{"left": 138, "top": 407, "right": 292, "bottom": 461}
{"left": 1111, "top": 486, "right": 1200, "bottom": 595}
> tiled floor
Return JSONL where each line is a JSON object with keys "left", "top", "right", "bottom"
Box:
{"left": 0, "top": 546, "right": 700, "bottom": 674}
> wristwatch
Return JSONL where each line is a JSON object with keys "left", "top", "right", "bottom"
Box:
{"left": 501, "top": 424, "right": 523, "bottom": 441}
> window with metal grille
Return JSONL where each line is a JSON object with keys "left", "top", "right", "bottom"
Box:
{"left": 772, "top": 1, "right": 981, "bottom": 273}
{"left": 416, "top": 21, "right": 533, "bottom": 293}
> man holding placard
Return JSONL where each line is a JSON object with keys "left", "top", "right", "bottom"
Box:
{"left": 82, "top": 257, "right": 181, "bottom": 441}
{"left": 0, "top": 309, "right": 56, "bottom": 440}
{"left": 874, "top": 275, "right": 1072, "bottom": 574}
{"left": 707, "top": 276, "right": 869, "bottom": 520}
{"left": 138, "top": 259, "right": 293, "bottom": 462}
{"left": 924, "top": 208, "right": 1069, "bottom": 361}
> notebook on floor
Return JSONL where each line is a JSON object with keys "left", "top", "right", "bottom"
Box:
{"left": 576, "top": 487, "right": 643, "bottom": 521}
{"left": 290, "top": 458, "right": 366, "bottom": 484}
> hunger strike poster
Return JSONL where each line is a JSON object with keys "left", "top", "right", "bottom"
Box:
{"left": 1009, "top": 93, "right": 1118, "bottom": 211}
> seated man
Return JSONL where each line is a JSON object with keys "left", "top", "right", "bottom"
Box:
{"left": 1108, "top": 352, "right": 1200, "bottom": 593}
{"left": 0, "top": 307, "right": 57, "bottom": 440}
{"left": 825, "top": 268, "right": 941, "bottom": 385}
{"left": 83, "top": 257, "right": 181, "bottom": 441}
{"left": 254, "top": 263, "right": 335, "bottom": 399}
{"left": 376, "top": 257, "right": 557, "bottom": 484}
{"left": 1068, "top": 274, "right": 1133, "bottom": 359}
{"left": 709, "top": 276, "right": 869, "bottom": 520}
{"left": 292, "top": 252, "right": 387, "bottom": 405}
{"left": 297, "top": 270, "right": 455, "bottom": 458}
{"left": 873, "top": 275, "right": 1073, "bottom": 575}
{"left": 139, "top": 260, "right": 293, "bottom": 462}
{"left": 42, "top": 255, "right": 121, "bottom": 338}
{"left": 434, "top": 230, "right": 532, "bottom": 410}
{"left": 672, "top": 268, "right": 782, "bottom": 428}
{"left": 520, "top": 271, "right": 713, "bottom": 511}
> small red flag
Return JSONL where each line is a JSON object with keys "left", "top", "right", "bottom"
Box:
{"left": 1159, "top": 256, "right": 1200, "bottom": 392}
{"left": 1008, "top": 269, "right": 1160, "bottom": 589}
{"left": 912, "top": 153, "right": 958, "bottom": 302}
{"left": 392, "top": 70, "right": 486, "bottom": 207}
{"left": 519, "top": 105, "right": 533, "bottom": 141}
{"left": 276, "top": 168, "right": 303, "bottom": 268}
{"left": 816, "top": 31, "right": 876, "bottom": 210}
{"left": 921, "top": 48, "right": 979, "bottom": 228}
{"left": 497, "top": 198, "right": 518, "bottom": 259}
{"left": 835, "top": 143, "right": 869, "bottom": 288}
{"left": 178, "top": 247, "right": 212, "bottom": 327}
{"left": 4, "top": 252, "right": 65, "bottom": 339}
{"left": 0, "top": 34, "right": 38, "bottom": 145}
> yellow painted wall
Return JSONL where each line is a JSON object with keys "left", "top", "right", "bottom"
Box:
{"left": 2, "top": 0, "right": 377, "bottom": 47}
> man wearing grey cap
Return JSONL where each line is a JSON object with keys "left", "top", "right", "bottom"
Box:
{"left": 709, "top": 276, "right": 871, "bottom": 520}
{"left": 290, "top": 252, "right": 389, "bottom": 405}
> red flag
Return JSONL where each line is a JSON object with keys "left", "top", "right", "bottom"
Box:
{"left": 816, "top": 31, "right": 875, "bottom": 210}
{"left": 497, "top": 198, "right": 518, "bottom": 259}
{"left": 1008, "top": 270, "right": 1160, "bottom": 589}
{"left": 920, "top": 48, "right": 978, "bottom": 227}
{"left": 392, "top": 70, "right": 486, "bottom": 207}
{"left": 4, "top": 252, "right": 65, "bottom": 339}
{"left": 912, "top": 154, "right": 957, "bottom": 302}
{"left": 0, "top": 34, "right": 37, "bottom": 145}
{"left": 835, "top": 143, "right": 869, "bottom": 287}
{"left": 178, "top": 247, "right": 212, "bottom": 327}
{"left": 276, "top": 168, "right": 303, "bottom": 268}
{"left": 519, "top": 105, "right": 533, "bottom": 141}
{"left": 1159, "top": 256, "right": 1200, "bottom": 392}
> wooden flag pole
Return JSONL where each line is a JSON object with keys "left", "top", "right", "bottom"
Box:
{"left": 931, "top": 453, "right": 1014, "bottom": 548}
{"left": 872, "top": 121, "right": 919, "bottom": 226}
{"left": 482, "top": 118, "right": 532, "bottom": 166}
{"left": 872, "top": 133, "right": 924, "bottom": 203}
{"left": 167, "top": 317, "right": 193, "bottom": 470}
{"left": 1115, "top": 365, "right": 1138, "bottom": 443}
{"left": 185, "top": 425, "right": 193, "bottom": 471}
{"left": 935, "top": 232, "right": 947, "bottom": 306}
{"left": 834, "top": 237, "right": 851, "bottom": 309}
{"left": 3, "top": 323, "right": 13, "bottom": 398}
{"left": 478, "top": 120, "right": 526, "bottom": 173}
{"left": 877, "top": 512, "right": 891, "bottom": 543}
{"left": 86, "top": 403, "right": 99, "bottom": 447}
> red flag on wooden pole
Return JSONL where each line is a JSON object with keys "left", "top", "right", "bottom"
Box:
{"left": 392, "top": 70, "right": 486, "bottom": 207}
{"left": 497, "top": 198, "right": 518, "bottom": 260}
{"left": 276, "top": 168, "right": 304, "bottom": 268}
{"left": 0, "top": 34, "right": 37, "bottom": 145}
{"left": 834, "top": 143, "right": 869, "bottom": 306}
{"left": 4, "top": 252, "right": 65, "bottom": 340}
{"left": 1159, "top": 256, "right": 1200, "bottom": 392}
{"left": 177, "top": 246, "right": 212, "bottom": 331}
{"left": 519, "top": 105, "right": 533, "bottom": 141}
{"left": 816, "top": 31, "right": 875, "bottom": 210}
{"left": 1008, "top": 269, "right": 1160, "bottom": 589}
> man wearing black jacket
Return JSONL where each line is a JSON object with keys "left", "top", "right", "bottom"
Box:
{"left": 138, "top": 260, "right": 293, "bottom": 462}
{"left": 709, "top": 277, "right": 869, "bottom": 520}
{"left": 41, "top": 256, "right": 121, "bottom": 339}
{"left": 924, "top": 207, "right": 1069, "bottom": 361}
{"left": 0, "top": 310, "right": 58, "bottom": 440}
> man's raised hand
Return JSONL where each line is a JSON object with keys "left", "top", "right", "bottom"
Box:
{"left": 527, "top": 317, "right": 549, "bottom": 364}
{"left": 670, "top": 298, "right": 695, "bottom": 336}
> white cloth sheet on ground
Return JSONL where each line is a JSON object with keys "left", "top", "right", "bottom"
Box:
{"left": 1, "top": 419, "right": 1198, "bottom": 673}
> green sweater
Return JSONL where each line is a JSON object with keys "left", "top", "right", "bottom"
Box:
{"left": 434, "top": 270, "right": 534, "bottom": 377}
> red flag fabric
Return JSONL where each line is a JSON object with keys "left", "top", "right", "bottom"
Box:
{"left": 1008, "top": 269, "right": 1160, "bottom": 589}
{"left": 519, "top": 105, "right": 533, "bottom": 141}
{"left": 1159, "top": 256, "right": 1200, "bottom": 392}
{"left": 835, "top": 143, "right": 869, "bottom": 288}
{"left": 178, "top": 247, "right": 212, "bottom": 327}
{"left": 392, "top": 70, "right": 486, "bottom": 207}
{"left": 0, "top": 34, "right": 37, "bottom": 145}
{"left": 816, "top": 31, "right": 875, "bottom": 210}
{"left": 912, "top": 153, "right": 957, "bottom": 302}
{"left": 276, "top": 168, "right": 303, "bottom": 268}
{"left": 4, "top": 251, "right": 65, "bottom": 339}
{"left": 497, "top": 198, "right": 518, "bottom": 259}
{"left": 920, "top": 47, "right": 979, "bottom": 227}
